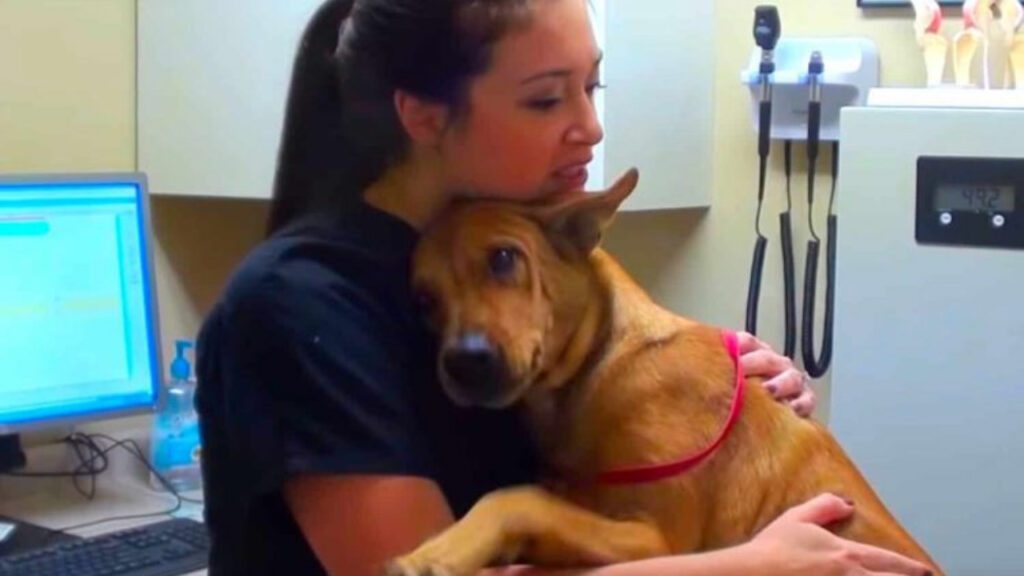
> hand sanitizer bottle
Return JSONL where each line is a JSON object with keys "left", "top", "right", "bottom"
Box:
{"left": 150, "top": 340, "right": 202, "bottom": 492}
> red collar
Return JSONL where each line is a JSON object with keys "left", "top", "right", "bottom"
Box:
{"left": 596, "top": 329, "right": 746, "bottom": 486}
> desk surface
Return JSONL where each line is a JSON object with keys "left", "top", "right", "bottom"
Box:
{"left": 0, "top": 433, "right": 206, "bottom": 576}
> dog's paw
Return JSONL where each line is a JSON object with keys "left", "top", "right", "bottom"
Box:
{"left": 382, "top": 514, "right": 500, "bottom": 576}
{"left": 383, "top": 556, "right": 456, "bottom": 576}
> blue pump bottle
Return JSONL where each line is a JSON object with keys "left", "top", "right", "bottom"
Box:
{"left": 150, "top": 340, "right": 202, "bottom": 492}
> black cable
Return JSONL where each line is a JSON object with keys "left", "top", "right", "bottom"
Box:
{"left": 801, "top": 123, "right": 839, "bottom": 380}
{"left": 3, "top": 432, "right": 203, "bottom": 535}
{"left": 828, "top": 140, "right": 839, "bottom": 217}
{"left": 52, "top": 433, "right": 204, "bottom": 533}
{"left": 53, "top": 502, "right": 182, "bottom": 535}
{"left": 86, "top": 433, "right": 203, "bottom": 505}
{"left": 756, "top": 153, "right": 768, "bottom": 238}
{"left": 69, "top": 434, "right": 105, "bottom": 500}
{"left": 784, "top": 140, "right": 794, "bottom": 213}
{"left": 807, "top": 153, "right": 820, "bottom": 242}
{"left": 780, "top": 141, "right": 797, "bottom": 359}
{"left": 746, "top": 129, "right": 770, "bottom": 337}
{"left": 2, "top": 433, "right": 110, "bottom": 500}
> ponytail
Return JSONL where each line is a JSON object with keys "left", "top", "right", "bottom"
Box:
{"left": 267, "top": 0, "right": 357, "bottom": 235}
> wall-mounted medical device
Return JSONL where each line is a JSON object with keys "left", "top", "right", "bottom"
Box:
{"left": 742, "top": 13, "right": 868, "bottom": 376}
{"left": 741, "top": 38, "right": 880, "bottom": 141}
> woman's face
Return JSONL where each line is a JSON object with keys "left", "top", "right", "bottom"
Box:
{"left": 439, "top": 0, "right": 604, "bottom": 201}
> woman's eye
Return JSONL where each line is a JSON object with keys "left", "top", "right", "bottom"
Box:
{"left": 527, "top": 98, "right": 561, "bottom": 111}
{"left": 586, "top": 82, "right": 607, "bottom": 98}
{"left": 487, "top": 247, "right": 520, "bottom": 280}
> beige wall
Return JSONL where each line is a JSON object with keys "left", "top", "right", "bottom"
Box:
{"left": 2, "top": 0, "right": 930, "bottom": 426}
{"left": 0, "top": 0, "right": 134, "bottom": 171}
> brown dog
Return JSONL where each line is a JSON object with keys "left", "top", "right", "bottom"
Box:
{"left": 389, "top": 169, "right": 942, "bottom": 576}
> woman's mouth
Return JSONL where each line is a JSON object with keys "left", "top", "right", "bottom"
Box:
{"left": 554, "top": 165, "right": 589, "bottom": 190}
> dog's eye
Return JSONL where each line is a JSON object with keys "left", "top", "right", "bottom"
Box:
{"left": 487, "top": 247, "right": 520, "bottom": 280}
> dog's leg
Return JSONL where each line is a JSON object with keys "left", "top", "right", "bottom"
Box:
{"left": 386, "top": 486, "right": 670, "bottom": 576}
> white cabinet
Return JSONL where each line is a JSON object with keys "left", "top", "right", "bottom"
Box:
{"left": 138, "top": 1, "right": 713, "bottom": 209}
{"left": 602, "top": 0, "right": 714, "bottom": 211}
{"left": 137, "top": 0, "right": 322, "bottom": 198}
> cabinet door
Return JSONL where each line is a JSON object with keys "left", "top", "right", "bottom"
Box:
{"left": 138, "top": 0, "right": 322, "bottom": 198}
{"left": 603, "top": 0, "right": 714, "bottom": 211}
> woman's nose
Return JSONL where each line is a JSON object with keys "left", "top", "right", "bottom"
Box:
{"left": 566, "top": 95, "right": 604, "bottom": 146}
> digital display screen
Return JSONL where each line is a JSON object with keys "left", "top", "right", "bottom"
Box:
{"left": 0, "top": 181, "right": 159, "bottom": 429}
{"left": 934, "top": 184, "right": 1015, "bottom": 213}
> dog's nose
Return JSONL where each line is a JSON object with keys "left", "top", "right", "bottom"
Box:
{"left": 442, "top": 332, "right": 506, "bottom": 391}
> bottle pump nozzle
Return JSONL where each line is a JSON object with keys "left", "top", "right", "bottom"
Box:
{"left": 170, "top": 340, "right": 194, "bottom": 381}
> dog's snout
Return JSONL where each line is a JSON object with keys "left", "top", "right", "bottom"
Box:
{"left": 442, "top": 332, "right": 506, "bottom": 392}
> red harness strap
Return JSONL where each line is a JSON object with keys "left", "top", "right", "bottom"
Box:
{"left": 596, "top": 329, "right": 746, "bottom": 486}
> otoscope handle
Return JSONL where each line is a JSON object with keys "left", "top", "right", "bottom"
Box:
{"left": 806, "top": 51, "right": 824, "bottom": 163}
{"left": 759, "top": 100, "right": 773, "bottom": 159}
{"left": 807, "top": 102, "right": 822, "bottom": 162}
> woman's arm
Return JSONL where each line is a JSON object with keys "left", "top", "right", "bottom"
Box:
{"left": 484, "top": 551, "right": 749, "bottom": 576}
{"left": 286, "top": 480, "right": 930, "bottom": 576}
{"left": 284, "top": 474, "right": 456, "bottom": 576}
{"left": 487, "top": 495, "right": 932, "bottom": 576}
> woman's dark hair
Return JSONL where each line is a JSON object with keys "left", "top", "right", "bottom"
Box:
{"left": 266, "top": 0, "right": 533, "bottom": 235}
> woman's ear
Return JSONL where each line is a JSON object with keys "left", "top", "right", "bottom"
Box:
{"left": 394, "top": 90, "right": 450, "bottom": 146}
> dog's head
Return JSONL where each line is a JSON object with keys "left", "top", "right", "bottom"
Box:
{"left": 412, "top": 169, "right": 639, "bottom": 409}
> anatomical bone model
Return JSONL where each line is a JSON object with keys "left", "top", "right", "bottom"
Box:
{"left": 1000, "top": 0, "right": 1024, "bottom": 88}
{"left": 913, "top": 0, "right": 1024, "bottom": 89}
{"left": 912, "top": 0, "right": 950, "bottom": 86}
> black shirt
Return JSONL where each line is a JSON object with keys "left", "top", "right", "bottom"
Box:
{"left": 195, "top": 202, "right": 538, "bottom": 575}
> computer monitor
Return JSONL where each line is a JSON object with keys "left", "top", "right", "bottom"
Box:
{"left": 0, "top": 173, "right": 162, "bottom": 470}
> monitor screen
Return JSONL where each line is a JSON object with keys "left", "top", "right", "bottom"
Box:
{"left": 0, "top": 175, "right": 160, "bottom": 431}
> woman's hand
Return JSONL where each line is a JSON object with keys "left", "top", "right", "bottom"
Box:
{"left": 737, "top": 331, "right": 815, "bottom": 418}
{"left": 745, "top": 494, "right": 934, "bottom": 576}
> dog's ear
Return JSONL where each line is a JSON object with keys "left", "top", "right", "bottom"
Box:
{"left": 537, "top": 168, "right": 639, "bottom": 255}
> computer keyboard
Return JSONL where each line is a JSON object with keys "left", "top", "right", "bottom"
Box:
{"left": 0, "top": 518, "right": 209, "bottom": 576}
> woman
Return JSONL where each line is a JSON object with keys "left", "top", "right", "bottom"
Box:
{"left": 195, "top": 1, "right": 932, "bottom": 575}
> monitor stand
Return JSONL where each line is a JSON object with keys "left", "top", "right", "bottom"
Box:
{"left": 0, "top": 435, "right": 25, "bottom": 473}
